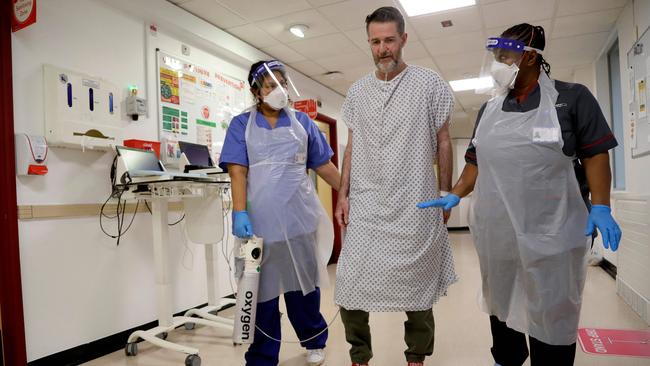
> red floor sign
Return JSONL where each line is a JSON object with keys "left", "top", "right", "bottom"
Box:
{"left": 578, "top": 328, "right": 650, "bottom": 358}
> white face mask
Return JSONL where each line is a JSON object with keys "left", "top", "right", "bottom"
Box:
{"left": 262, "top": 86, "right": 288, "bottom": 110}
{"left": 490, "top": 60, "right": 519, "bottom": 90}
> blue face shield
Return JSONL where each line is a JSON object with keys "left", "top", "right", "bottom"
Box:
{"left": 476, "top": 37, "right": 544, "bottom": 95}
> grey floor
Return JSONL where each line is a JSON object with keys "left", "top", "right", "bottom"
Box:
{"left": 84, "top": 232, "right": 650, "bottom": 366}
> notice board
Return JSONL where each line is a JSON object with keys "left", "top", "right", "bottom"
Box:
{"left": 628, "top": 26, "right": 650, "bottom": 158}
{"left": 156, "top": 50, "right": 249, "bottom": 165}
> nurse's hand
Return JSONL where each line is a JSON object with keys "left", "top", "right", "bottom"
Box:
{"left": 443, "top": 210, "right": 451, "bottom": 224}
{"left": 585, "top": 205, "right": 622, "bottom": 251}
{"left": 232, "top": 210, "right": 253, "bottom": 238}
{"left": 335, "top": 197, "right": 350, "bottom": 227}
{"left": 417, "top": 193, "right": 460, "bottom": 211}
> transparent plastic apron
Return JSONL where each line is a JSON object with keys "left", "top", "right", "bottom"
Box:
{"left": 469, "top": 72, "right": 590, "bottom": 345}
{"left": 242, "top": 107, "right": 333, "bottom": 303}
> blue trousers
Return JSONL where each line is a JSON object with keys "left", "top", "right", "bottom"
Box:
{"left": 245, "top": 288, "right": 328, "bottom": 366}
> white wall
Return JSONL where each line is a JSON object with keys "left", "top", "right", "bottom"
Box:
{"left": 613, "top": 0, "right": 650, "bottom": 195}
{"left": 606, "top": 0, "right": 650, "bottom": 323}
{"left": 449, "top": 110, "right": 476, "bottom": 139}
{"left": 566, "top": 0, "right": 650, "bottom": 265}
{"left": 573, "top": 64, "right": 596, "bottom": 94}
{"left": 11, "top": 0, "right": 345, "bottom": 361}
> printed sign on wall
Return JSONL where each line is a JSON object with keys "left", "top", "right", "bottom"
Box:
{"left": 12, "top": 0, "right": 37, "bottom": 32}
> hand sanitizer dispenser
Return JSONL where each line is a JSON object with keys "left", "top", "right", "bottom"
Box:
{"left": 15, "top": 134, "right": 48, "bottom": 176}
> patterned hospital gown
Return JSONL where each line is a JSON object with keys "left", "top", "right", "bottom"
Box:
{"left": 335, "top": 65, "right": 458, "bottom": 312}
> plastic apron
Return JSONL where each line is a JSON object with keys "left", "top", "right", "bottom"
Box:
{"left": 242, "top": 107, "right": 334, "bottom": 303}
{"left": 469, "top": 71, "right": 590, "bottom": 345}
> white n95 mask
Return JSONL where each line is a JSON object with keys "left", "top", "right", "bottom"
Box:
{"left": 263, "top": 86, "right": 288, "bottom": 110}
{"left": 490, "top": 61, "right": 519, "bottom": 90}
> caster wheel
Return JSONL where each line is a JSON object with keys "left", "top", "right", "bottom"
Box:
{"left": 185, "top": 354, "right": 201, "bottom": 366}
{"left": 184, "top": 322, "right": 196, "bottom": 330}
{"left": 156, "top": 332, "right": 168, "bottom": 340}
{"left": 125, "top": 342, "right": 138, "bottom": 356}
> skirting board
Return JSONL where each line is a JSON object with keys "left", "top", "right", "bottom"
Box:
{"left": 28, "top": 297, "right": 235, "bottom": 366}
{"left": 617, "top": 277, "right": 650, "bottom": 325}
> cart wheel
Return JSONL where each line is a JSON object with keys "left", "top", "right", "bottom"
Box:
{"left": 156, "top": 332, "right": 168, "bottom": 340}
{"left": 125, "top": 342, "right": 138, "bottom": 356}
{"left": 184, "top": 322, "right": 196, "bottom": 330}
{"left": 185, "top": 354, "right": 201, "bottom": 366}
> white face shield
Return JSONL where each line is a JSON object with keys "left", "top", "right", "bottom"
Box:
{"left": 251, "top": 60, "right": 300, "bottom": 110}
{"left": 476, "top": 37, "right": 543, "bottom": 95}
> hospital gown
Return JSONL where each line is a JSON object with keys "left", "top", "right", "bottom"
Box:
{"left": 335, "top": 65, "right": 458, "bottom": 312}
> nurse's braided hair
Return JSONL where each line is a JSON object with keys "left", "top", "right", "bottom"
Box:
{"left": 501, "top": 23, "right": 551, "bottom": 76}
{"left": 248, "top": 60, "right": 287, "bottom": 105}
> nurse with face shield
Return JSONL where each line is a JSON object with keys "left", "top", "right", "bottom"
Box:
{"left": 219, "top": 60, "right": 341, "bottom": 366}
{"left": 418, "top": 24, "right": 621, "bottom": 366}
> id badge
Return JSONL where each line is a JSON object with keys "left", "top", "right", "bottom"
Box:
{"left": 532, "top": 127, "right": 560, "bottom": 143}
{"left": 295, "top": 152, "right": 307, "bottom": 164}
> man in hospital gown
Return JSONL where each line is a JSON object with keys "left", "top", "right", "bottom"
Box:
{"left": 334, "top": 6, "right": 457, "bottom": 366}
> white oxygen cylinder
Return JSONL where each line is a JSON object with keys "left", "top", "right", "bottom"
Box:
{"left": 232, "top": 236, "right": 263, "bottom": 344}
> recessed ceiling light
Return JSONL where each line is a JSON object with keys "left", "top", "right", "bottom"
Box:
{"left": 398, "top": 0, "right": 476, "bottom": 17}
{"left": 449, "top": 77, "right": 493, "bottom": 92}
{"left": 289, "top": 24, "right": 309, "bottom": 38}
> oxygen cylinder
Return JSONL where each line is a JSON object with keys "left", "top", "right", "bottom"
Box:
{"left": 233, "top": 236, "right": 263, "bottom": 344}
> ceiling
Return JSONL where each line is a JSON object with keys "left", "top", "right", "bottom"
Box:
{"left": 166, "top": 0, "right": 625, "bottom": 115}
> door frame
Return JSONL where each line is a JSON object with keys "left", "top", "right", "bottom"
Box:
{"left": 1, "top": 2, "right": 28, "bottom": 365}
{"left": 314, "top": 113, "right": 342, "bottom": 263}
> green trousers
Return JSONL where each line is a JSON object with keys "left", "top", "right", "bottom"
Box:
{"left": 340, "top": 307, "right": 435, "bottom": 363}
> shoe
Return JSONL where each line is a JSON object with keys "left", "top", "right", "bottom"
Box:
{"left": 307, "top": 348, "right": 325, "bottom": 365}
{"left": 407, "top": 363, "right": 424, "bottom": 366}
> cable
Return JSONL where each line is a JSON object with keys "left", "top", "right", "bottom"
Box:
{"left": 220, "top": 188, "right": 237, "bottom": 295}
{"left": 255, "top": 308, "right": 341, "bottom": 344}
{"left": 143, "top": 200, "right": 185, "bottom": 226}
{"left": 169, "top": 214, "right": 185, "bottom": 226}
{"left": 220, "top": 185, "right": 339, "bottom": 344}
{"left": 98, "top": 189, "right": 139, "bottom": 246}
{"left": 100, "top": 154, "right": 141, "bottom": 245}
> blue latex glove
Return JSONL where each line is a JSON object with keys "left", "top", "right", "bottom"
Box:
{"left": 584, "top": 204, "right": 622, "bottom": 252}
{"left": 232, "top": 210, "right": 253, "bottom": 238}
{"left": 416, "top": 193, "right": 461, "bottom": 211}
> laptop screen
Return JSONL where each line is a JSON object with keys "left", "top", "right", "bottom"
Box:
{"left": 116, "top": 146, "right": 164, "bottom": 172}
{"left": 178, "top": 141, "right": 213, "bottom": 167}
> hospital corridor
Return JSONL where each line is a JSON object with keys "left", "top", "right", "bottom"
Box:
{"left": 81, "top": 232, "right": 647, "bottom": 366}
{"left": 2, "top": 1, "right": 650, "bottom": 366}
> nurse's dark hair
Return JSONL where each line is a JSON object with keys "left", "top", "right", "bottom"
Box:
{"left": 365, "top": 6, "right": 405, "bottom": 35}
{"left": 501, "top": 23, "right": 551, "bottom": 75}
{"left": 247, "top": 60, "right": 287, "bottom": 89}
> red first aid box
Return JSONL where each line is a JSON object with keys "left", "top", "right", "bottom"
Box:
{"left": 123, "top": 139, "right": 161, "bottom": 159}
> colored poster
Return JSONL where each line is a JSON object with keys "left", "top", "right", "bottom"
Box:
{"left": 181, "top": 74, "right": 197, "bottom": 105}
{"left": 630, "top": 114, "right": 637, "bottom": 149}
{"left": 294, "top": 99, "right": 318, "bottom": 119}
{"left": 161, "top": 106, "right": 187, "bottom": 136}
{"left": 637, "top": 78, "right": 647, "bottom": 118}
{"left": 12, "top": 0, "right": 37, "bottom": 32}
{"left": 197, "top": 125, "right": 213, "bottom": 149}
{"left": 160, "top": 67, "right": 179, "bottom": 105}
